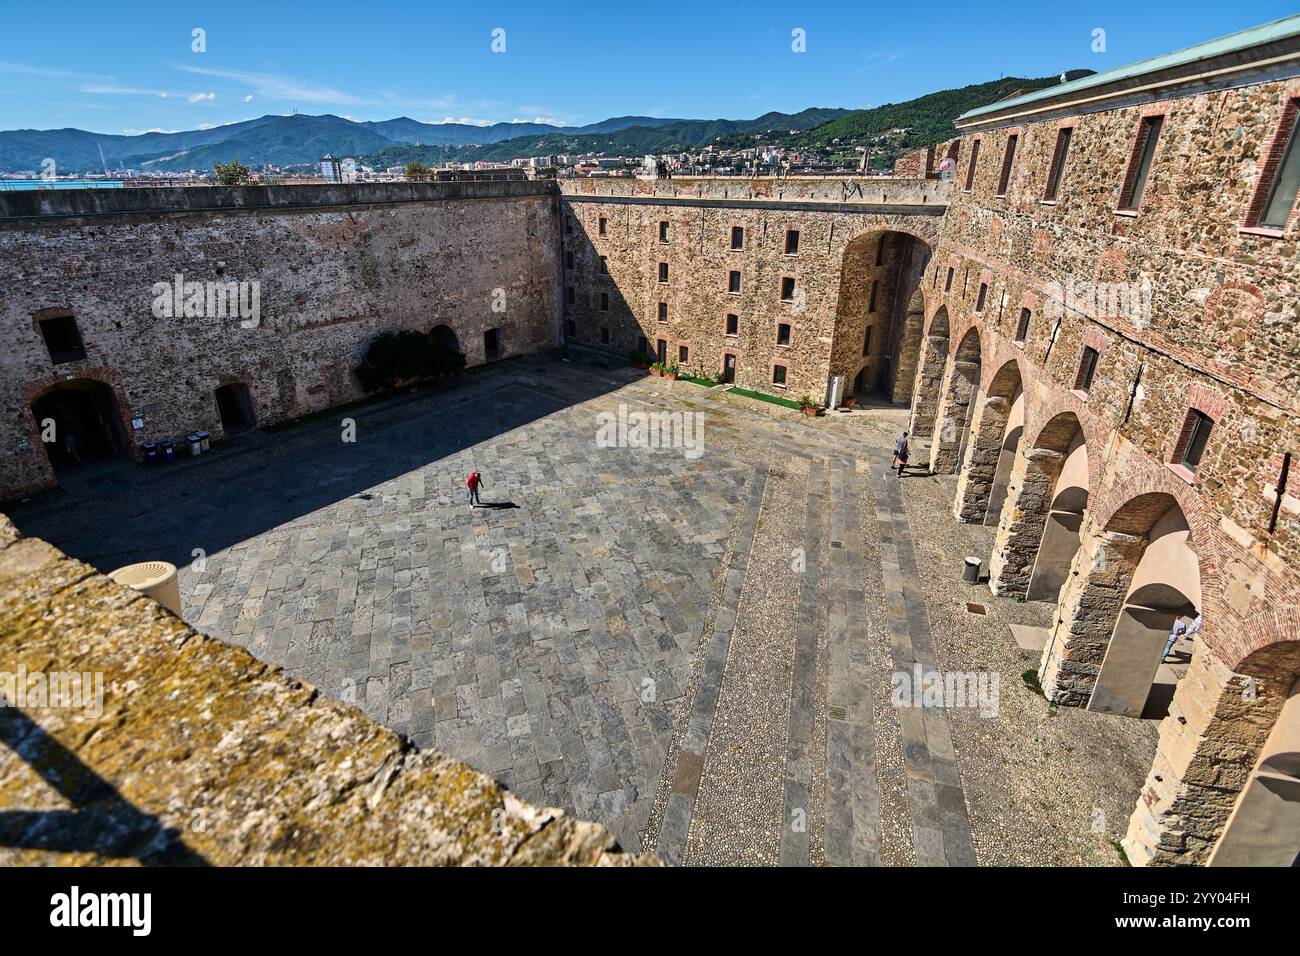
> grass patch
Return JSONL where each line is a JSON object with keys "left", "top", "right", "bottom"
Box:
{"left": 728, "top": 387, "right": 802, "bottom": 411}
{"left": 1112, "top": 840, "right": 1132, "bottom": 866}
{"left": 679, "top": 374, "right": 719, "bottom": 387}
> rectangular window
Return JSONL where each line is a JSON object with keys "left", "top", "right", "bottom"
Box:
{"left": 658, "top": 261, "right": 669, "bottom": 283}
{"left": 1175, "top": 409, "right": 1213, "bottom": 470}
{"left": 944, "top": 267, "right": 954, "bottom": 293}
{"left": 1258, "top": 100, "right": 1300, "bottom": 229}
{"left": 1119, "top": 115, "right": 1163, "bottom": 212}
{"left": 565, "top": 286, "right": 575, "bottom": 305}
{"left": 1075, "top": 346, "right": 1099, "bottom": 392}
{"left": 659, "top": 220, "right": 669, "bottom": 242}
{"left": 866, "top": 280, "right": 879, "bottom": 313}
{"left": 679, "top": 345, "right": 689, "bottom": 364}
{"left": 875, "top": 240, "right": 884, "bottom": 267}
{"left": 772, "top": 365, "right": 787, "bottom": 386}
{"left": 730, "top": 225, "right": 744, "bottom": 249}
{"left": 964, "top": 139, "right": 980, "bottom": 190}
{"left": 1015, "top": 308, "right": 1031, "bottom": 344}
{"left": 777, "top": 322, "right": 791, "bottom": 346}
{"left": 601, "top": 327, "right": 610, "bottom": 345}
{"left": 975, "top": 282, "right": 987, "bottom": 313}
{"left": 785, "top": 229, "right": 800, "bottom": 255}
{"left": 997, "top": 133, "right": 1018, "bottom": 196}
{"left": 862, "top": 326, "right": 872, "bottom": 356}
{"left": 725, "top": 313, "right": 739, "bottom": 335}
{"left": 600, "top": 291, "right": 609, "bottom": 312}
{"left": 598, "top": 216, "right": 607, "bottom": 236}
{"left": 565, "top": 250, "right": 574, "bottom": 269}
{"left": 39, "top": 314, "right": 86, "bottom": 364}
{"left": 599, "top": 255, "right": 608, "bottom": 275}
{"left": 565, "top": 319, "right": 576, "bottom": 337}
{"left": 657, "top": 339, "right": 668, "bottom": 364}
{"left": 1043, "top": 127, "right": 1073, "bottom": 201}
{"left": 565, "top": 216, "right": 573, "bottom": 234}
{"left": 780, "top": 277, "right": 796, "bottom": 302}
{"left": 728, "top": 270, "right": 741, "bottom": 294}
{"left": 657, "top": 301, "right": 668, "bottom": 322}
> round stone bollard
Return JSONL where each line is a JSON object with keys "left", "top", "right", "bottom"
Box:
{"left": 109, "top": 560, "right": 182, "bottom": 617}
{"left": 962, "top": 556, "right": 981, "bottom": 584}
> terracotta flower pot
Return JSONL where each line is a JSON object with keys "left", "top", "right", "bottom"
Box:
{"left": 801, "top": 405, "right": 819, "bottom": 417}
{"left": 664, "top": 372, "right": 678, "bottom": 381}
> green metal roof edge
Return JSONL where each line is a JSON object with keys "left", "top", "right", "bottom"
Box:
{"left": 957, "top": 13, "right": 1300, "bottom": 122}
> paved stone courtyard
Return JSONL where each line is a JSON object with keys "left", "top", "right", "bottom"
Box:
{"left": 9, "top": 353, "right": 1159, "bottom": 863}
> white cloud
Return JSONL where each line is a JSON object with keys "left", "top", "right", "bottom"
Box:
{"left": 432, "top": 116, "right": 494, "bottom": 127}
{"left": 122, "top": 127, "right": 179, "bottom": 135}
{"left": 195, "top": 123, "right": 216, "bottom": 130}
{"left": 511, "top": 116, "right": 562, "bottom": 126}
{"left": 176, "top": 64, "right": 370, "bottom": 105}
{"left": 0, "top": 61, "right": 108, "bottom": 81}
{"left": 242, "top": 94, "right": 253, "bottom": 102}
{"left": 83, "top": 84, "right": 174, "bottom": 98}
{"left": 188, "top": 91, "right": 216, "bottom": 103}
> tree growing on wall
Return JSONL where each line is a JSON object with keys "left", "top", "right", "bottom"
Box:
{"left": 356, "top": 330, "right": 465, "bottom": 393}
{"left": 213, "top": 158, "right": 253, "bottom": 185}
{"left": 404, "top": 161, "right": 432, "bottom": 180}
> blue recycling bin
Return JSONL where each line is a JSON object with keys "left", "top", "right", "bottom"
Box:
{"left": 160, "top": 439, "right": 175, "bottom": 462}
{"left": 141, "top": 441, "right": 158, "bottom": 465}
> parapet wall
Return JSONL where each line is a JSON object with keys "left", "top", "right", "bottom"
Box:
{"left": 0, "top": 514, "right": 650, "bottom": 866}
{"left": 560, "top": 175, "right": 949, "bottom": 207}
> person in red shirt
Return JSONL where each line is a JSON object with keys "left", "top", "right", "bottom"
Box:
{"left": 466, "top": 470, "right": 485, "bottom": 508}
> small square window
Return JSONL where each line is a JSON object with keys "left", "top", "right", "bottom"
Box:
{"left": 730, "top": 226, "right": 744, "bottom": 250}
{"left": 657, "top": 301, "right": 668, "bottom": 322}
{"left": 728, "top": 271, "right": 741, "bottom": 294}
{"left": 772, "top": 365, "right": 787, "bottom": 386}
{"left": 38, "top": 314, "right": 86, "bottom": 364}
{"left": 1175, "top": 409, "right": 1213, "bottom": 470}
{"left": 785, "top": 230, "right": 800, "bottom": 255}
{"left": 725, "top": 313, "right": 739, "bottom": 336}
{"left": 679, "top": 345, "right": 689, "bottom": 363}
{"left": 658, "top": 262, "right": 669, "bottom": 283}
{"left": 659, "top": 221, "right": 670, "bottom": 242}
{"left": 598, "top": 256, "right": 608, "bottom": 275}
{"left": 777, "top": 322, "right": 791, "bottom": 346}
{"left": 780, "top": 277, "right": 796, "bottom": 302}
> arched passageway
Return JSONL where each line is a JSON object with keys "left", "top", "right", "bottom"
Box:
{"left": 909, "top": 307, "right": 948, "bottom": 439}
{"left": 429, "top": 323, "right": 460, "bottom": 354}
{"left": 830, "top": 230, "right": 931, "bottom": 408}
{"left": 1086, "top": 500, "right": 1200, "bottom": 718}
{"left": 953, "top": 359, "right": 1022, "bottom": 523}
{"left": 1037, "top": 493, "right": 1200, "bottom": 713}
{"left": 30, "top": 379, "right": 129, "bottom": 473}
{"left": 928, "top": 327, "right": 980, "bottom": 475}
{"left": 215, "top": 382, "right": 257, "bottom": 435}
{"left": 988, "top": 412, "right": 1087, "bottom": 599}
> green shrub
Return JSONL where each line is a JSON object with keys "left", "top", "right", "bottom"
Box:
{"left": 356, "top": 330, "right": 465, "bottom": 393}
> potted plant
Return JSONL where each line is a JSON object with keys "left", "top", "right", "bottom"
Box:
{"left": 663, "top": 362, "right": 679, "bottom": 381}
{"left": 799, "top": 395, "right": 821, "bottom": 417}
{"left": 630, "top": 350, "right": 651, "bottom": 370}
{"left": 649, "top": 361, "right": 664, "bottom": 376}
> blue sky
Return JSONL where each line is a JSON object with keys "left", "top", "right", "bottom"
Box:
{"left": 0, "top": 1, "right": 1295, "bottom": 133}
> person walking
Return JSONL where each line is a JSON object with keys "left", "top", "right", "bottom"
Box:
{"left": 892, "top": 431, "right": 909, "bottom": 477}
{"left": 466, "top": 469, "right": 485, "bottom": 508}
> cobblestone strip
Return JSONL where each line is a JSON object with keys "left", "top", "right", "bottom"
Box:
{"left": 871, "top": 465, "right": 979, "bottom": 867}
{"left": 778, "top": 460, "right": 826, "bottom": 867}
{"left": 645, "top": 464, "right": 769, "bottom": 864}
{"left": 684, "top": 457, "right": 809, "bottom": 865}
{"left": 823, "top": 461, "right": 882, "bottom": 866}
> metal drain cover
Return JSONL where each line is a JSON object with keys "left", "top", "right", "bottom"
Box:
{"left": 829, "top": 705, "right": 848, "bottom": 721}
{"left": 966, "top": 603, "right": 987, "bottom": 615}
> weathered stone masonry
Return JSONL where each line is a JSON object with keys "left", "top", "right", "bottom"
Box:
{"left": 0, "top": 181, "right": 562, "bottom": 499}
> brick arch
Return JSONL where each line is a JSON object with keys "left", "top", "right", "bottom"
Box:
{"left": 839, "top": 222, "right": 940, "bottom": 256}
{"left": 1021, "top": 389, "right": 1105, "bottom": 500}
{"left": 1235, "top": 608, "right": 1300, "bottom": 676}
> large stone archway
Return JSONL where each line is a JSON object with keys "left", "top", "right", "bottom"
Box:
{"left": 993, "top": 411, "right": 1086, "bottom": 598}
{"left": 953, "top": 358, "right": 1023, "bottom": 523}
{"left": 928, "top": 326, "right": 981, "bottom": 474}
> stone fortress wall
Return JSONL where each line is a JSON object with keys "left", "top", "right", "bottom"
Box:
{"left": 2, "top": 16, "right": 1299, "bottom": 867}
{"left": 0, "top": 181, "right": 561, "bottom": 500}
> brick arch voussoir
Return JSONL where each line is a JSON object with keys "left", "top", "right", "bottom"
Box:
{"left": 1231, "top": 607, "right": 1300, "bottom": 675}
{"left": 1022, "top": 388, "right": 1104, "bottom": 497}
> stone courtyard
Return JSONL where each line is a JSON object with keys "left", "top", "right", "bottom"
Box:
{"left": 7, "top": 353, "right": 1159, "bottom": 864}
